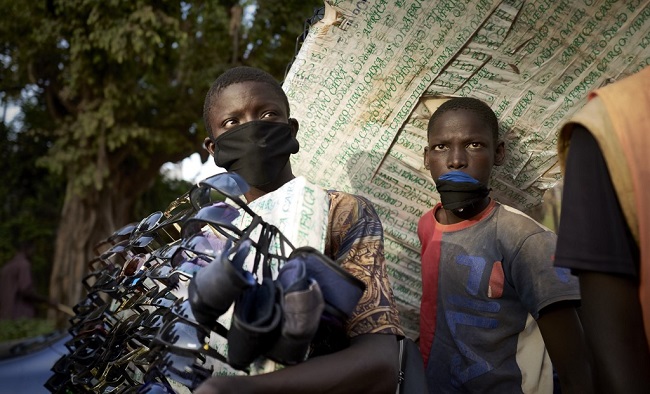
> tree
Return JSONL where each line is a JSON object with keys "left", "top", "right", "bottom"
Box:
{"left": 1, "top": 0, "right": 323, "bottom": 322}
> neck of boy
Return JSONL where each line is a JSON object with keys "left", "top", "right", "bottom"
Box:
{"left": 436, "top": 197, "right": 491, "bottom": 225}
{"left": 244, "top": 172, "right": 296, "bottom": 203}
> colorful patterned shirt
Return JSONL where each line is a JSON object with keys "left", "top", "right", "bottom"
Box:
{"left": 325, "top": 190, "right": 403, "bottom": 338}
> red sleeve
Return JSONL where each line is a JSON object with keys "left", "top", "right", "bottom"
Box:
{"left": 418, "top": 209, "right": 440, "bottom": 367}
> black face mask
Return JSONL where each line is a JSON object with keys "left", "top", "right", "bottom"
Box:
{"left": 211, "top": 120, "right": 299, "bottom": 188}
{"left": 435, "top": 171, "right": 490, "bottom": 213}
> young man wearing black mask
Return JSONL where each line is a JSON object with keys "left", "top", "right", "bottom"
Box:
{"left": 196, "top": 66, "right": 404, "bottom": 394}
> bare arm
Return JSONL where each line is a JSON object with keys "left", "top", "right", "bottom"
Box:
{"left": 578, "top": 272, "right": 650, "bottom": 394}
{"left": 536, "top": 301, "right": 593, "bottom": 394}
{"left": 194, "top": 333, "right": 399, "bottom": 394}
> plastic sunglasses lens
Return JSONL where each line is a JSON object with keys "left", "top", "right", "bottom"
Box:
{"left": 136, "top": 381, "right": 177, "bottom": 394}
{"left": 123, "top": 254, "right": 148, "bottom": 276}
{"left": 157, "top": 318, "right": 208, "bottom": 351}
{"left": 189, "top": 185, "right": 212, "bottom": 209}
{"left": 185, "top": 233, "right": 223, "bottom": 254}
{"left": 182, "top": 204, "right": 241, "bottom": 239}
{"left": 131, "top": 235, "right": 154, "bottom": 248}
{"left": 137, "top": 212, "right": 164, "bottom": 233}
{"left": 102, "top": 240, "right": 129, "bottom": 256}
{"left": 153, "top": 243, "right": 180, "bottom": 259}
{"left": 112, "top": 222, "right": 138, "bottom": 238}
{"left": 152, "top": 354, "right": 212, "bottom": 390}
{"left": 149, "top": 262, "right": 173, "bottom": 279}
{"left": 199, "top": 173, "right": 250, "bottom": 198}
{"left": 150, "top": 291, "right": 177, "bottom": 310}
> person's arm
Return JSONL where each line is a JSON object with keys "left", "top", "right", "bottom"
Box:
{"left": 578, "top": 272, "right": 650, "bottom": 394}
{"left": 196, "top": 191, "right": 403, "bottom": 393}
{"left": 536, "top": 301, "right": 593, "bottom": 394}
{"left": 195, "top": 333, "right": 398, "bottom": 394}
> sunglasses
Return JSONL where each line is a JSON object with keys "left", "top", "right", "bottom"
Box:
{"left": 92, "top": 222, "right": 139, "bottom": 256}
{"left": 145, "top": 353, "right": 213, "bottom": 390}
{"left": 82, "top": 264, "right": 123, "bottom": 293}
{"left": 181, "top": 202, "right": 242, "bottom": 240}
{"left": 163, "top": 182, "right": 218, "bottom": 218}
{"left": 72, "top": 292, "right": 106, "bottom": 316}
{"left": 147, "top": 208, "right": 192, "bottom": 243}
{"left": 139, "top": 286, "right": 179, "bottom": 310}
{"left": 169, "top": 231, "right": 228, "bottom": 268}
{"left": 45, "top": 370, "right": 87, "bottom": 394}
{"left": 69, "top": 302, "right": 114, "bottom": 331}
{"left": 110, "top": 286, "right": 159, "bottom": 315}
{"left": 198, "top": 172, "right": 254, "bottom": 216}
{"left": 116, "top": 381, "right": 177, "bottom": 394}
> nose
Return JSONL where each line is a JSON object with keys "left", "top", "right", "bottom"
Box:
{"left": 447, "top": 147, "right": 467, "bottom": 169}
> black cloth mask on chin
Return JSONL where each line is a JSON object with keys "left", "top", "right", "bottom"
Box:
{"left": 435, "top": 171, "right": 490, "bottom": 213}
{"left": 211, "top": 120, "right": 299, "bottom": 188}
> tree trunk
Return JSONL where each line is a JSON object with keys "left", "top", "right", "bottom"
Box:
{"left": 229, "top": 4, "right": 242, "bottom": 65}
{"left": 48, "top": 183, "right": 127, "bottom": 325}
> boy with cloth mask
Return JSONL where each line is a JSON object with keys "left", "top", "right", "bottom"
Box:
{"left": 417, "top": 97, "right": 591, "bottom": 393}
{"left": 195, "top": 66, "right": 404, "bottom": 394}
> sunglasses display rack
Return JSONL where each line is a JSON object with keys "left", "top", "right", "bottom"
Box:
{"left": 45, "top": 172, "right": 365, "bottom": 394}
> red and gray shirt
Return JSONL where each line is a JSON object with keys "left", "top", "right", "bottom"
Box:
{"left": 418, "top": 200, "right": 579, "bottom": 393}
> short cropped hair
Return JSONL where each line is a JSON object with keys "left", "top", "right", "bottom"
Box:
{"left": 428, "top": 97, "right": 499, "bottom": 144}
{"left": 203, "top": 66, "right": 290, "bottom": 137}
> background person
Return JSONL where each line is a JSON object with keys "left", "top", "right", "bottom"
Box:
{"left": 555, "top": 66, "right": 650, "bottom": 393}
{"left": 1, "top": 243, "right": 40, "bottom": 320}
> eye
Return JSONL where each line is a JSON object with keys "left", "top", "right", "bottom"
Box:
{"left": 261, "top": 111, "right": 278, "bottom": 119}
{"left": 467, "top": 142, "right": 482, "bottom": 149}
{"left": 222, "top": 118, "right": 239, "bottom": 128}
{"left": 432, "top": 144, "right": 447, "bottom": 151}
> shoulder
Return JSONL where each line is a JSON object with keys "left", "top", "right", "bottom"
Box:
{"left": 495, "top": 203, "right": 553, "bottom": 236}
{"left": 326, "top": 190, "right": 379, "bottom": 220}
{"left": 494, "top": 203, "right": 556, "bottom": 254}
{"left": 327, "top": 190, "right": 371, "bottom": 207}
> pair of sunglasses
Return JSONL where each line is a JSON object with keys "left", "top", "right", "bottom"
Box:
{"left": 93, "top": 222, "right": 139, "bottom": 256}
{"left": 163, "top": 172, "right": 247, "bottom": 219}
{"left": 115, "top": 381, "right": 176, "bottom": 394}
{"left": 145, "top": 352, "right": 214, "bottom": 390}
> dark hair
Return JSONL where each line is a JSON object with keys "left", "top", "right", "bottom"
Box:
{"left": 427, "top": 97, "right": 499, "bottom": 143}
{"left": 203, "top": 66, "right": 290, "bottom": 137}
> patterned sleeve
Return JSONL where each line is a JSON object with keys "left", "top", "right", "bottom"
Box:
{"left": 324, "top": 191, "right": 404, "bottom": 337}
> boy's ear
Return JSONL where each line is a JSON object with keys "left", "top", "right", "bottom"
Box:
{"left": 289, "top": 118, "right": 299, "bottom": 138}
{"left": 203, "top": 137, "right": 216, "bottom": 156}
{"left": 423, "top": 146, "right": 430, "bottom": 169}
{"left": 494, "top": 140, "right": 505, "bottom": 166}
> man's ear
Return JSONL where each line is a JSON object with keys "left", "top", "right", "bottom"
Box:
{"left": 203, "top": 137, "right": 215, "bottom": 156}
{"left": 494, "top": 140, "right": 505, "bottom": 166}
{"left": 289, "top": 118, "right": 299, "bottom": 138}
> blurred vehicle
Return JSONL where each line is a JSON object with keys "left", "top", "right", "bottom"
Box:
{"left": 0, "top": 331, "right": 70, "bottom": 394}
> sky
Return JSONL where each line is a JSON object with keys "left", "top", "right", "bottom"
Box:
{"left": 162, "top": 153, "right": 223, "bottom": 184}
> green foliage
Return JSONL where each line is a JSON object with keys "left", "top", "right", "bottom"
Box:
{"left": 0, "top": 121, "right": 65, "bottom": 299}
{"left": 1, "top": 0, "right": 323, "bottom": 194}
{"left": 244, "top": 0, "right": 325, "bottom": 77}
{"left": 0, "top": 319, "right": 57, "bottom": 342}
{"left": 0, "top": 0, "right": 323, "bottom": 302}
